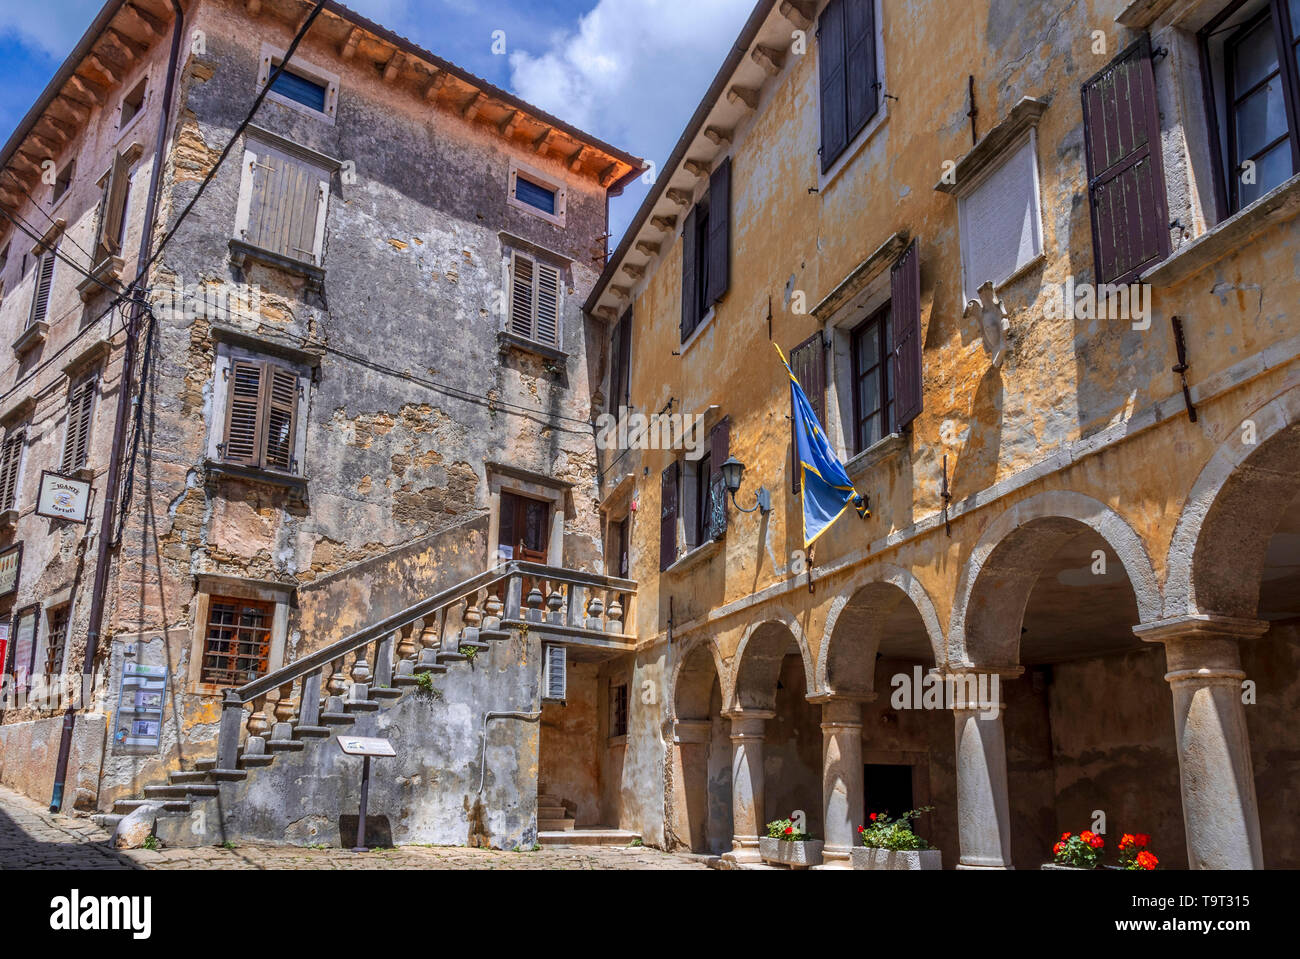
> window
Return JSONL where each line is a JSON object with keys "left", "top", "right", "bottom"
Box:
{"left": 119, "top": 77, "right": 147, "bottom": 129}
{"left": 94, "top": 152, "right": 134, "bottom": 265}
{"left": 1203, "top": 0, "right": 1300, "bottom": 214}
{"left": 611, "top": 515, "right": 630, "bottom": 579}
{"left": 0, "top": 430, "right": 24, "bottom": 511}
{"left": 543, "top": 645, "right": 567, "bottom": 702}
{"left": 662, "top": 417, "right": 729, "bottom": 567}
{"left": 61, "top": 374, "right": 97, "bottom": 474}
{"left": 220, "top": 357, "right": 302, "bottom": 474}
{"left": 28, "top": 247, "right": 56, "bottom": 328}
{"left": 956, "top": 132, "right": 1043, "bottom": 301}
{"left": 258, "top": 45, "right": 339, "bottom": 122}
{"left": 850, "top": 304, "right": 894, "bottom": 453}
{"left": 235, "top": 139, "right": 331, "bottom": 267}
{"left": 507, "top": 161, "right": 567, "bottom": 226}
{"left": 44, "top": 604, "right": 69, "bottom": 677}
{"left": 201, "top": 596, "right": 273, "bottom": 686}
{"left": 508, "top": 251, "right": 562, "bottom": 347}
{"left": 680, "top": 158, "right": 731, "bottom": 342}
{"left": 687, "top": 451, "right": 712, "bottom": 552}
{"left": 818, "top": 0, "right": 880, "bottom": 173}
{"left": 12, "top": 606, "right": 37, "bottom": 695}
{"left": 610, "top": 683, "right": 629, "bottom": 737}
{"left": 52, "top": 161, "right": 74, "bottom": 204}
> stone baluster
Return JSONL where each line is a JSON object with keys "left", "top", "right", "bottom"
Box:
{"left": 396, "top": 623, "right": 417, "bottom": 662}
{"left": 216, "top": 690, "right": 244, "bottom": 771}
{"left": 565, "top": 582, "right": 587, "bottom": 629}
{"left": 268, "top": 681, "right": 297, "bottom": 748}
{"left": 483, "top": 588, "right": 504, "bottom": 629}
{"left": 321, "top": 657, "right": 350, "bottom": 723}
{"left": 586, "top": 590, "right": 605, "bottom": 631}
{"left": 349, "top": 645, "right": 372, "bottom": 703}
{"left": 463, "top": 591, "right": 483, "bottom": 643}
{"left": 504, "top": 574, "right": 523, "bottom": 621}
{"left": 372, "top": 632, "right": 402, "bottom": 701}
{"left": 545, "top": 580, "right": 565, "bottom": 623}
{"left": 606, "top": 591, "right": 624, "bottom": 634}
{"left": 327, "top": 657, "right": 348, "bottom": 697}
{"left": 296, "top": 668, "right": 325, "bottom": 736}
{"left": 244, "top": 694, "right": 270, "bottom": 759}
{"left": 525, "top": 579, "right": 544, "bottom": 621}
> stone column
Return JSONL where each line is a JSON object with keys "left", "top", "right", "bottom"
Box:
{"left": 723, "top": 710, "right": 773, "bottom": 864}
{"left": 812, "top": 696, "right": 867, "bottom": 868}
{"left": 949, "top": 669, "right": 1015, "bottom": 869}
{"left": 671, "top": 719, "right": 712, "bottom": 852}
{"left": 1135, "top": 615, "right": 1268, "bottom": 870}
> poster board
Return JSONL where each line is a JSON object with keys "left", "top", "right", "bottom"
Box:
{"left": 113, "top": 661, "right": 169, "bottom": 752}
{"left": 0, "top": 543, "right": 22, "bottom": 600}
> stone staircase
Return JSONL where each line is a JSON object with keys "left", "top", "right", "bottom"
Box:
{"left": 535, "top": 782, "right": 641, "bottom": 847}
{"left": 93, "top": 561, "right": 637, "bottom": 846}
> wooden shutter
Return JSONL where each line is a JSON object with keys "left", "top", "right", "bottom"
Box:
{"left": 891, "top": 239, "right": 923, "bottom": 430}
{"left": 95, "top": 152, "right": 131, "bottom": 263}
{"left": 660, "top": 460, "right": 680, "bottom": 570}
{"left": 510, "top": 251, "right": 536, "bottom": 338}
{"left": 0, "top": 431, "right": 23, "bottom": 511}
{"left": 818, "top": 0, "right": 848, "bottom": 172}
{"left": 60, "top": 376, "right": 96, "bottom": 473}
{"left": 609, "top": 309, "right": 632, "bottom": 413}
{"left": 844, "top": 0, "right": 878, "bottom": 139}
{"left": 544, "top": 644, "right": 567, "bottom": 701}
{"left": 705, "top": 158, "right": 731, "bottom": 308}
{"left": 535, "top": 261, "right": 561, "bottom": 346}
{"left": 680, "top": 206, "right": 698, "bottom": 340}
{"left": 246, "top": 147, "right": 325, "bottom": 264}
{"left": 708, "top": 417, "right": 730, "bottom": 540}
{"left": 263, "top": 366, "right": 298, "bottom": 472}
{"left": 28, "top": 250, "right": 56, "bottom": 328}
{"left": 789, "top": 332, "right": 826, "bottom": 494}
{"left": 1081, "top": 35, "right": 1171, "bottom": 285}
{"left": 223, "top": 360, "right": 264, "bottom": 466}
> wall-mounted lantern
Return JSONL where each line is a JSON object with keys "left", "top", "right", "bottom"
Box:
{"left": 720, "top": 456, "right": 771, "bottom": 514}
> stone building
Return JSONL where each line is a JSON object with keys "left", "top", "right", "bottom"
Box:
{"left": 585, "top": 0, "right": 1300, "bottom": 868}
{"left": 0, "top": 0, "right": 644, "bottom": 850}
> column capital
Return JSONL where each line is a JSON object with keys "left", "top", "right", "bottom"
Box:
{"left": 724, "top": 710, "right": 774, "bottom": 740}
{"left": 936, "top": 667, "right": 1020, "bottom": 712}
{"left": 814, "top": 696, "right": 866, "bottom": 728}
{"left": 807, "top": 690, "right": 876, "bottom": 706}
{"left": 1133, "top": 614, "right": 1269, "bottom": 645}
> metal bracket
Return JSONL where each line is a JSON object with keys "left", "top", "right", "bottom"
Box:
{"left": 1171, "top": 315, "right": 1198, "bottom": 423}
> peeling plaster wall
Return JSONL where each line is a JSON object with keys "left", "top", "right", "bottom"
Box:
{"left": 612, "top": 0, "right": 1300, "bottom": 848}
{"left": 94, "top": 0, "right": 614, "bottom": 805}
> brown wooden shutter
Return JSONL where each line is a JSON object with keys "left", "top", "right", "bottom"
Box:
{"left": 708, "top": 416, "right": 730, "bottom": 540}
{"left": 96, "top": 151, "right": 131, "bottom": 263}
{"left": 1081, "top": 34, "right": 1171, "bottom": 286}
{"left": 61, "top": 376, "right": 96, "bottom": 473}
{"left": 789, "top": 332, "right": 826, "bottom": 494}
{"left": 0, "top": 431, "right": 23, "bottom": 510}
{"left": 891, "top": 239, "right": 923, "bottom": 430}
{"left": 705, "top": 158, "right": 731, "bottom": 307}
{"left": 844, "top": 0, "right": 878, "bottom": 139}
{"left": 660, "top": 460, "right": 679, "bottom": 571}
{"left": 680, "top": 206, "right": 698, "bottom": 340}
{"left": 818, "top": 0, "right": 848, "bottom": 172}
{"left": 247, "top": 148, "right": 324, "bottom": 264}
{"left": 28, "top": 251, "right": 56, "bottom": 328}
{"left": 609, "top": 309, "right": 632, "bottom": 413}
{"left": 263, "top": 365, "right": 298, "bottom": 472}
{"left": 223, "top": 360, "right": 264, "bottom": 466}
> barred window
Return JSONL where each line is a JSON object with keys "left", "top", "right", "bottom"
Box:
{"left": 201, "top": 596, "right": 274, "bottom": 686}
{"left": 45, "top": 604, "right": 70, "bottom": 676}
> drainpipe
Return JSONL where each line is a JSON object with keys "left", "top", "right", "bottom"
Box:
{"left": 476, "top": 710, "right": 542, "bottom": 795}
{"left": 49, "top": 0, "right": 186, "bottom": 813}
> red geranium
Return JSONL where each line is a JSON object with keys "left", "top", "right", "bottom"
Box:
{"left": 1118, "top": 830, "right": 1158, "bottom": 870}
{"left": 1135, "top": 851, "right": 1158, "bottom": 870}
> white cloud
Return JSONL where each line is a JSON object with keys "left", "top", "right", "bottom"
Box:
{"left": 0, "top": 0, "right": 102, "bottom": 59}
{"left": 509, "top": 0, "right": 753, "bottom": 172}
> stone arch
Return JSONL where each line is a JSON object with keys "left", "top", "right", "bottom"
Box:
{"left": 816, "top": 563, "right": 946, "bottom": 697}
{"left": 669, "top": 633, "right": 728, "bottom": 722}
{"left": 948, "top": 490, "right": 1161, "bottom": 666}
{"left": 727, "top": 611, "right": 816, "bottom": 712}
{"left": 1164, "top": 384, "right": 1300, "bottom": 618}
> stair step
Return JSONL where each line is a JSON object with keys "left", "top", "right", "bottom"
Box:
{"left": 538, "top": 828, "right": 642, "bottom": 847}
{"left": 185, "top": 784, "right": 220, "bottom": 797}
{"left": 537, "top": 805, "right": 567, "bottom": 818}
{"left": 436, "top": 651, "right": 468, "bottom": 663}
{"left": 460, "top": 640, "right": 490, "bottom": 651}
{"left": 113, "top": 799, "right": 152, "bottom": 815}
{"left": 479, "top": 629, "right": 510, "bottom": 642}
{"left": 238, "top": 754, "right": 275, "bottom": 769}
{"left": 538, "top": 817, "right": 576, "bottom": 831}
{"left": 168, "top": 771, "right": 212, "bottom": 785}
{"left": 209, "top": 769, "right": 248, "bottom": 782}
{"left": 293, "top": 725, "right": 332, "bottom": 739}
{"left": 267, "top": 739, "right": 306, "bottom": 753}
{"left": 162, "top": 800, "right": 193, "bottom": 813}
{"left": 144, "top": 785, "right": 190, "bottom": 800}
{"left": 344, "top": 699, "right": 380, "bottom": 713}
{"left": 320, "top": 711, "right": 355, "bottom": 725}
{"left": 371, "top": 687, "right": 403, "bottom": 701}
{"left": 410, "top": 663, "right": 448, "bottom": 675}
{"left": 195, "top": 759, "right": 217, "bottom": 771}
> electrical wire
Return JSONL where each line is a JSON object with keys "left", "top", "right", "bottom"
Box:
{"left": 0, "top": 202, "right": 127, "bottom": 302}
{"left": 1, "top": 167, "right": 102, "bottom": 270}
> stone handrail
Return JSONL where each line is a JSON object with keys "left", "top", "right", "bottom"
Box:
{"left": 212, "top": 561, "right": 636, "bottom": 772}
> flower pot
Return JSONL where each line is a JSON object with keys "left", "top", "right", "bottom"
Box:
{"left": 850, "top": 847, "right": 942, "bottom": 870}
{"left": 758, "top": 837, "right": 823, "bottom": 868}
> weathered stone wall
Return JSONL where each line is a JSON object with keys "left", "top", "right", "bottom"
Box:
{"left": 156, "top": 630, "right": 541, "bottom": 849}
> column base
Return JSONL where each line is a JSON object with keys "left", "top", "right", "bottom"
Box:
{"left": 956, "top": 861, "right": 1015, "bottom": 870}
{"left": 722, "top": 841, "right": 763, "bottom": 865}
{"left": 812, "top": 848, "right": 853, "bottom": 870}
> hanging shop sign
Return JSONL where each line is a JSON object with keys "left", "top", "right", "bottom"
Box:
{"left": 0, "top": 543, "right": 21, "bottom": 600}
{"left": 36, "top": 471, "right": 92, "bottom": 524}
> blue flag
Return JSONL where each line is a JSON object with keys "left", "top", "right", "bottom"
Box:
{"left": 777, "top": 343, "right": 869, "bottom": 548}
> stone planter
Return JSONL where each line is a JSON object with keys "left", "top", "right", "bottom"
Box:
{"left": 758, "top": 837, "right": 824, "bottom": 868}
{"left": 850, "top": 847, "right": 942, "bottom": 870}
{"left": 1041, "top": 862, "right": 1095, "bottom": 870}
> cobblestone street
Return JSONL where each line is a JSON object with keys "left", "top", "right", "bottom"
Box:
{"left": 0, "top": 786, "right": 713, "bottom": 870}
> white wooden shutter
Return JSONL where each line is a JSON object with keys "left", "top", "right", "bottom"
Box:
{"left": 509, "top": 252, "right": 562, "bottom": 346}
{"left": 544, "top": 644, "right": 567, "bottom": 701}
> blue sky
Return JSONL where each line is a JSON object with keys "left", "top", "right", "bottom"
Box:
{"left": 0, "top": 0, "right": 755, "bottom": 243}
